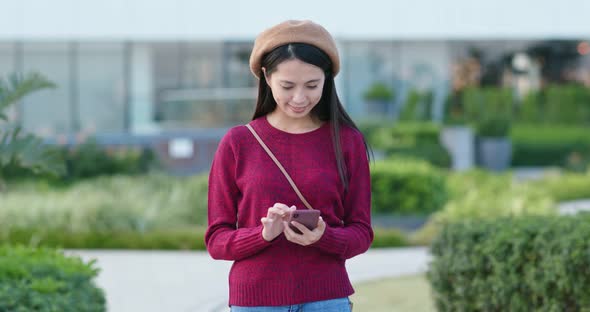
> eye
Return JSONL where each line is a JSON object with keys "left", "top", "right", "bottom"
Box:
{"left": 306, "top": 85, "right": 318, "bottom": 89}
{"left": 281, "top": 86, "right": 293, "bottom": 90}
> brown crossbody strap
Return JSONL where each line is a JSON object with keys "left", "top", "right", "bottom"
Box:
{"left": 245, "top": 124, "right": 314, "bottom": 210}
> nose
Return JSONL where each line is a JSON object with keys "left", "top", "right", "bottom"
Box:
{"left": 292, "top": 90, "right": 306, "bottom": 104}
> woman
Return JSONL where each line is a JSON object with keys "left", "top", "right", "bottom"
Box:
{"left": 205, "top": 20, "right": 373, "bottom": 311}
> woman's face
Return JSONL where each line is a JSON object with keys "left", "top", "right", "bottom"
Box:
{"left": 264, "top": 58, "right": 325, "bottom": 121}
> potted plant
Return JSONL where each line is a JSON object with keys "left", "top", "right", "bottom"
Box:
{"left": 476, "top": 115, "right": 512, "bottom": 171}
{"left": 363, "top": 82, "right": 394, "bottom": 117}
{"left": 439, "top": 92, "right": 475, "bottom": 171}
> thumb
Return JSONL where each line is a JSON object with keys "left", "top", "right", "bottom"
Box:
{"left": 318, "top": 217, "right": 326, "bottom": 229}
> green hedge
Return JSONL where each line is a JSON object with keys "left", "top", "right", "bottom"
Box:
{"left": 411, "top": 170, "right": 556, "bottom": 245}
{"left": 518, "top": 84, "right": 590, "bottom": 125}
{"left": 1, "top": 139, "right": 158, "bottom": 182}
{"left": 0, "top": 245, "right": 105, "bottom": 311}
{"left": 449, "top": 85, "right": 590, "bottom": 126}
{"left": 531, "top": 171, "right": 590, "bottom": 202}
{"left": 428, "top": 215, "right": 590, "bottom": 311}
{"left": 511, "top": 124, "right": 590, "bottom": 169}
{"left": 370, "top": 158, "right": 448, "bottom": 215}
{"left": 1, "top": 173, "right": 413, "bottom": 249}
{"left": 0, "top": 174, "right": 209, "bottom": 232}
{"left": 1, "top": 227, "right": 407, "bottom": 250}
{"left": 371, "top": 228, "right": 409, "bottom": 248}
{"left": 368, "top": 122, "right": 451, "bottom": 167}
{"left": 2, "top": 228, "right": 207, "bottom": 250}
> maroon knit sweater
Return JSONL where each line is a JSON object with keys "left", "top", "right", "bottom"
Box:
{"left": 205, "top": 116, "right": 373, "bottom": 307}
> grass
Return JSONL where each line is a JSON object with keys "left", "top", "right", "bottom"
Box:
{"left": 351, "top": 274, "right": 435, "bottom": 312}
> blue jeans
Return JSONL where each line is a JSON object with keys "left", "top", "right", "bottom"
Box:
{"left": 230, "top": 297, "right": 351, "bottom": 312}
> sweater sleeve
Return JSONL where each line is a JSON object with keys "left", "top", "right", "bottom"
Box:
{"left": 311, "top": 130, "right": 374, "bottom": 259}
{"left": 204, "top": 130, "right": 276, "bottom": 261}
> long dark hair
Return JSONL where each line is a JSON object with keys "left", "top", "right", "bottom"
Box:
{"left": 252, "top": 43, "right": 371, "bottom": 190}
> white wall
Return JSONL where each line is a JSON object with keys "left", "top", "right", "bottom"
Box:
{"left": 1, "top": 0, "right": 590, "bottom": 40}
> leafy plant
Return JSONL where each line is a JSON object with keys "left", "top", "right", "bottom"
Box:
{"left": 476, "top": 116, "right": 511, "bottom": 137}
{"left": 363, "top": 82, "right": 394, "bottom": 102}
{"left": 0, "top": 73, "right": 65, "bottom": 184}
{"left": 399, "top": 89, "right": 433, "bottom": 121}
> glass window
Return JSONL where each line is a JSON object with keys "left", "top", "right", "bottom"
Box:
{"left": 342, "top": 41, "right": 399, "bottom": 117}
{"left": 224, "top": 42, "right": 256, "bottom": 88}
{"left": 153, "top": 41, "right": 255, "bottom": 128}
{"left": 0, "top": 43, "right": 16, "bottom": 123}
{"left": 152, "top": 42, "right": 182, "bottom": 125}
{"left": 0, "top": 43, "right": 15, "bottom": 77}
{"left": 222, "top": 42, "right": 257, "bottom": 125}
{"left": 183, "top": 42, "right": 223, "bottom": 88}
{"left": 21, "top": 43, "right": 71, "bottom": 136}
{"left": 78, "top": 43, "right": 126, "bottom": 133}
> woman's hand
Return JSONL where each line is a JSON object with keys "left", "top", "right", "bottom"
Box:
{"left": 261, "top": 203, "right": 295, "bottom": 242}
{"left": 283, "top": 216, "right": 326, "bottom": 246}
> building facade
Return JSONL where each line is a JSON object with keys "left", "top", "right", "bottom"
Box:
{"left": 2, "top": 0, "right": 589, "bottom": 172}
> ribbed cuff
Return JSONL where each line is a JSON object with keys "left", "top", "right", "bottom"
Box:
{"left": 233, "top": 225, "right": 278, "bottom": 259}
{"left": 311, "top": 225, "right": 348, "bottom": 257}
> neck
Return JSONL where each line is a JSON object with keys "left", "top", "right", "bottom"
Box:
{"left": 266, "top": 112, "right": 323, "bottom": 134}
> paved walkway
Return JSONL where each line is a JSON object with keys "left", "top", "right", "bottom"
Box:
{"left": 558, "top": 199, "right": 590, "bottom": 215}
{"left": 65, "top": 247, "right": 430, "bottom": 312}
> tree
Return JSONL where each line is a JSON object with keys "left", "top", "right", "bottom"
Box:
{"left": 0, "top": 72, "right": 65, "bottom": 186}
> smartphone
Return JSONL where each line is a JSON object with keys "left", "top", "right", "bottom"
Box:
{"left": 288, "top": 210, "right": 320, "bottom": 234}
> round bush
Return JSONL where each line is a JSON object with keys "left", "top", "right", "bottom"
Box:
{"left": 370, "top": 158, "right": 448, "bottom": 215}
{"left": 428, "top": 215, "right": 590, "bottom": 311}
{"left": 0, "top": 245, "right": 106, "bottom": 312}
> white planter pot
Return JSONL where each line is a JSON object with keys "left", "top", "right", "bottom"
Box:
{"left": 440, "top": 126, "right": 475, "bottom": 171}
{"left": 478, "top": 137, "right": 512, "bottom": 171}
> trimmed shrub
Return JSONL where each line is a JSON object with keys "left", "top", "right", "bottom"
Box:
{"left": 440, "top": 170, "right": 554, "bottom": 220}
{"left": 2, "top": 225, "right": 409, "bottom": 251}
{"left": 428, "top": 215, "right": 590, "bottom": 311}
{"left": 371, "top": 228, "right": 409, "bottom": 248}
{"left": 543, "top": 84, "right": 590, "bottom": 125}
{"left": 412, "top": 170, "right": 556, "bottom": 245}
{"left": 0, "top": 174, "right": 209, "bottom": 233}
{"left": 370, "top": 158, "right": 448, "bottom": 215}
{"left": 3, "top": 228, "right": 207, "bottom": 250}
{"left": 369, "top": 122, "right": 451, "bottom": 167}
{"left": 1, "top": 139, "right": 158, "bottom": 182}
{"left": 531, "top": 171, "right": 590, "bottom": 202}
{"left": 462, "top": 87, "right": 514, "bottom": 124}
{"left": 61, "top": 139, "right": 157, "bottom": 180}
{"left": 0, "top": 245, "right": 105, "bottom": 311}
{"left": 511, "top": 124, "right": 590, "bottom": 168}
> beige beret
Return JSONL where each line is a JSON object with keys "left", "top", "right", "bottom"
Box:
{"left": 249, "top": 20, "right": 340, "bottom": 78}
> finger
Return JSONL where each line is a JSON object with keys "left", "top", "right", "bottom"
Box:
{"left": 267, "top": 207, "right": 287, "bottom": 218}
{"left": 261, "top": 217, "right": 273, "bottom": 226}
{"left": 283, "top": 221, "right": 298, "bottom": 241}
{"left": 273, "top": 203, "right": 291, "bottom": 211}
{"left": 315, "top": 217, "right": 326, "bottom": 231}
{"left": 284, "top": 222, "right": 314, "bottom": 246}
{"left": 290, "top": 221, "right": 311, "bottom": 235}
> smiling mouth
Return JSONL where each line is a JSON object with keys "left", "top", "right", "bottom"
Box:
{"left": 288, "top": 104, "right": 308, "bottom": 112}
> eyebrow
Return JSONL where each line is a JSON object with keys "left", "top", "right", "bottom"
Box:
{"left": 279, "top": 79, "right": 321, "bottom": 84}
